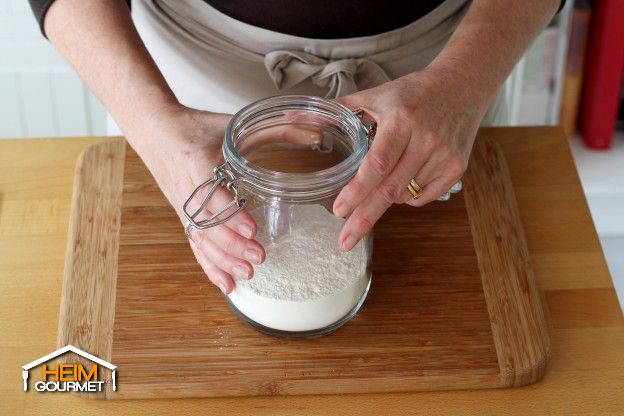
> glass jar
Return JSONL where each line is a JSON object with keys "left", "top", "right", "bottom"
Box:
{"left": 184, "top": 95, "right": 375, "bottom": 338}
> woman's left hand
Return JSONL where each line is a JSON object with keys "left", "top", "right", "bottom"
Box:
{"left": 333, "top": 66, "right": 492, "bottom": 251}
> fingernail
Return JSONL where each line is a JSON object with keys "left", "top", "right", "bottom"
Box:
{"left": 218, "top": 281, "right": 228, "bottom": 294}
{"left": 341, "top": 235, "right": 357, "bottom": 251}
{"left": 244, "top": 249, "right": 262, "bottom": 265}
{"left": 232, "top": 265, "right": 250, "bottom": 280}
{"left": 238, "top": 223, "right": 253, "bottom": 239}
{"left": 300, "top": 129, "right": 319, "bottom": 142}
{"left": 334, "top": 201, "right": 347, "bottom": 218}
{"left": 309, "top": 132, "right": 322, "bottom": 144}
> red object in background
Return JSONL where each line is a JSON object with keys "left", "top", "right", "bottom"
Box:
{"left": 580, "top": 0, "right": 624, "bottom": 150}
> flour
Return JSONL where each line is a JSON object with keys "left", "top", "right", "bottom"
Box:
{"left": 227, "top": 204, "right": 370, "bottom": 332}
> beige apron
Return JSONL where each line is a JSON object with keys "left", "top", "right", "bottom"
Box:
{"left": 108, "top": 0, "right": 508, "bottom": 133}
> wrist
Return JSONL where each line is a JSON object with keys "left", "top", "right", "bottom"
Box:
{"left": 123, "top": 105, "right": 227, "bottom": 176}
{"left": 121, "top": 101, "right": 206, "bottom": 159}
{"left": 423, "top": 57, "right": 499, "bottom": 115}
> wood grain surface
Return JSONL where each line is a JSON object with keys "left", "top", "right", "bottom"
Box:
{"left": 56, "top": 141, "right": 125, "bottom": 397}
{"left": 54, "top": 134, "right": 547, "bottom": 399}
{"left": 463, "top": 138, "right": 550, "bottom": 387}
{"left": 2, "top": 128, "right": 622, "bottom": 415}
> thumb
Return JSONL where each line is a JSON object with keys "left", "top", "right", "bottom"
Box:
{"left": 335, "top": 91, "right": 364, "bottom": 109}
{"left": 335, "top": 90, "right": 380, "bottom": 123}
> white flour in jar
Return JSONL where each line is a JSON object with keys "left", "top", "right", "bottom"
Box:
{"left": 227, "top": 204, "right": 370, "bottom": 332}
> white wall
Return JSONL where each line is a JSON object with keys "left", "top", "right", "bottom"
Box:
{"left": 0, "top": 0, "right": 106, "bottom": 139}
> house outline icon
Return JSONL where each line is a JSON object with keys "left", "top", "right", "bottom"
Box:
{"left": 22, "top": 345, "right": 116, "bottom": 392}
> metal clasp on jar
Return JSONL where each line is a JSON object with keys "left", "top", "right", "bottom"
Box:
{"left": 182, "top": 163, "right": 246, "bottom": 230}
{"left": 353, "top": 108, "right": 377, "bottom": 149}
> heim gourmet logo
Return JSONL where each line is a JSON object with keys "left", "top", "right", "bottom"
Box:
{"left": 22, "top": 345, "right": 117, "bottom": 392}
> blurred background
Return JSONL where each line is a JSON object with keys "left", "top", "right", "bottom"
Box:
{"left": 1, "top": 0, "right": 623, "bottom": 310}
{"left": 0, "top": 0, "right": 107, "bottom": 138}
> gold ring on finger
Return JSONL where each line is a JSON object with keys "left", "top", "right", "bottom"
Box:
{"left": 407, "top": 178, "right": 423, "bottom": 199}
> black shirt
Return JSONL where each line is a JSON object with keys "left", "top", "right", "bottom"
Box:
{"left": 29, "top": 0, "right": 566, "bottom": 39}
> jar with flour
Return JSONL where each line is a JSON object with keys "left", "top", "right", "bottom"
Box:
{"left": 184, "top": 95, "right": 374, "bottom": 338}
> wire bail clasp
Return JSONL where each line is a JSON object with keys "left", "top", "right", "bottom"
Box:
{"left": 353, "top": 108, "right": 377, "bottom": 149}
{"left": 182, "top": 163, "right": 246, "bottom": 233}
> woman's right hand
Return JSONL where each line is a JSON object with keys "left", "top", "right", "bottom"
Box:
{"left": 126, "top": 103, "right": 325, "bottom": 293}
{"left": 128, "top": 104, "right": 266, "bottom": 294}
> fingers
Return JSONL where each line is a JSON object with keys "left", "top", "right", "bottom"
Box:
{"left": 336, "top": 131, "right": 438, "bottom": 250}
{"left": 189, "top": 185, "right": 257, "bottom": 239}
{"left": 338, "top": 165, "right": 460, "bottom": 251}
{"left": 201, "top": 222, "right": 265, "bottom": 267}
{"left": 400, "top": 169, "right": 464, "bottom": 207}
{"left": 403, "top": 147, "right": 466, "bottom": 206}
{"left": 190, "top": 226, "right": 261, "bottom": 294}
{"left": 405, "top": 175, "right": 459, "bottom": 207}
{"left": 196, "top": 233, "right": 253, "bottom": 280}
{"left": 338, "top": 187, "right": 391, "bottom": 251}
{"left": 185, "top": 183, "right": 267, "bottom": 296}
{"left": 332, "top": 122, "right": 410, "bottom": 218}
{"left": 191, "top": 243, "right": 234, "bottom": 294}
{"left": 337, "top": 132, "right": 466, "bottom": 250}
{"left": 383, "top": 132, "right": 446, "bottom": 204}
{"left": 394, "top": 149, "right": 451, "bottom": 204}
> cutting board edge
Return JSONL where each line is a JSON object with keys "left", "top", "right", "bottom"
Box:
{"left": 464, "top": 135, "right": 551, "bottom": 388}
{"left": 109, "top": 372, "right": 502, "bottom": 399}
{"left": 57, "top": 141, "right": 126, "bottom": 399}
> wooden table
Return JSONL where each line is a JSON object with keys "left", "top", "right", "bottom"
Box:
{"left": 1, "top": 127, "right": 622, "bottom": 415}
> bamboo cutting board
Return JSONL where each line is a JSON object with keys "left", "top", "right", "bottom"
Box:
{"left": 57, "top": 134, "right": 549, "bottom": 399}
